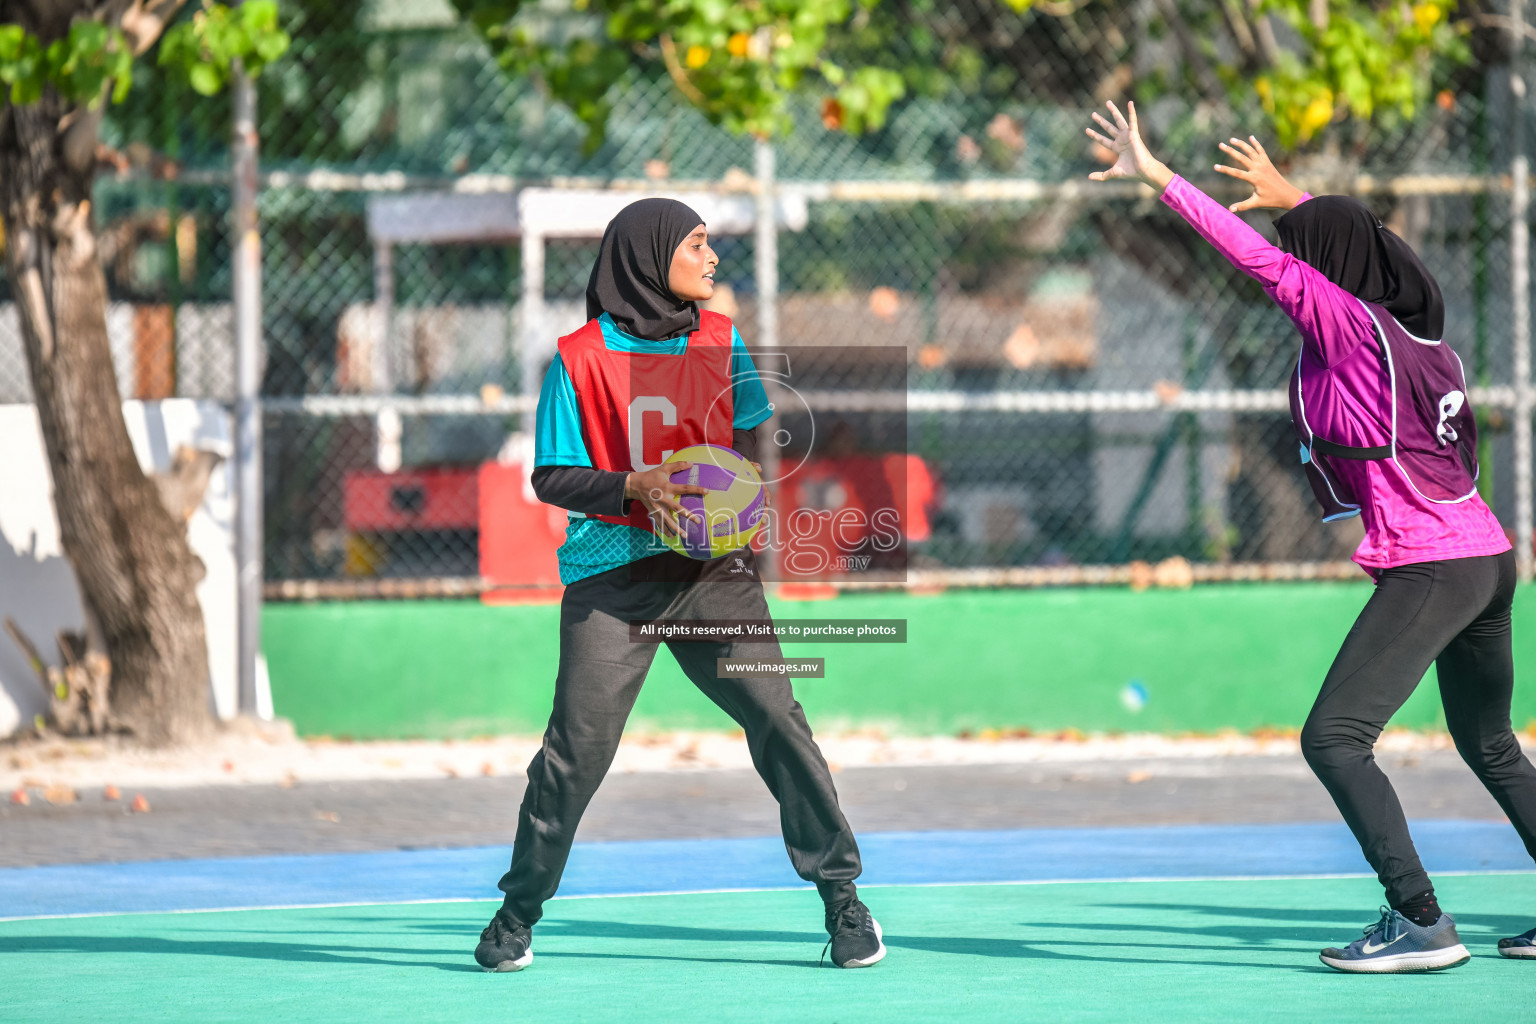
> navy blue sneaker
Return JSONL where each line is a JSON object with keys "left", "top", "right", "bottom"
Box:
{"left": 1498, "top": 925, "right": 1536, "bottom": 959}
{"left": 1320, "top": 907, "right": 1469, "bottom": 974}
{"left": 475, "top": 908, "right": 533, "bottom": 972}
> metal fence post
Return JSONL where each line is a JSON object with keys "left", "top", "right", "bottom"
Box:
{"left": 755, "top": 140, "right": 779, "bottom": 351}
{"left": 231, "top": 64, "right": 265, "bottom": 714}
{"left": 754, "top": 140, "right": 781, "bottom": 576}
{"left": 372, "top": 240, "right": 399, "bottom": 472}
{"left": 1513, "top": 0, "right": 1534, "bottom": 582}
{"left": 519, "top": 211, "right": 545, "bottom": 444}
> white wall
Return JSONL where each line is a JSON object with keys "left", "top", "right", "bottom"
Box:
{"left": 0, "top": 400, "right": 237, "bottom": 737}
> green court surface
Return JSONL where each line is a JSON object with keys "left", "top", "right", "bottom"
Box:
{"left": 4, "top": 875, "right": 1534, "bottom": 1023}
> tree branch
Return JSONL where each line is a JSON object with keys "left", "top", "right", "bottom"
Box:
{"left": 100, "top": 0, "right": 189, "bottom": 55}
{"left": 658, "top": 34, "right": 706, "bottom": 106}
{"left": 1152, "top": 0, "right": 1227, "bottom": 103}
{"left": 1217, "top": 0, "right": 1259, "bottom": 65}
{"left": 153, "top": 445, "right": 224, "bottom": 523}
{"left": 122, "top": 0, "right": 188, "bottom": 54}
{"left": 1033, "top": 0, "right": 1094, "bottom": 16}
{"left": 13, "top": 1, "right": 74, "bottom": 39}
{"left": 1244, "top": 0, "right": 1282, "bottom": 67}
{"left": 3, "top": 616, "right": 51, "bottom": 696}
{"left": 1468, "top": 11, "right": 1536, "bottom": 45}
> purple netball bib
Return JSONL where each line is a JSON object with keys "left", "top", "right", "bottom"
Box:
{"left": 1290, "top": 299, "right": 1478, "bottom": 521}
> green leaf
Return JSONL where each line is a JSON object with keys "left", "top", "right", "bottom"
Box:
{"left": 255, "top": 30, "right": 291, "bottom": 64}
{"left": 188, "top": 62, "right": 223, "bottom": 96}
{"left": 10, "top": 76, "right": 42, "bottom": 105}
{"left": 0, "top": 25, "right": 26, "bottom": 62}
{"left": 241, "top": 0, "right": 281, "bottom": 32}
{"left": 102, "top": 39, "right": 136, "bottom": 104}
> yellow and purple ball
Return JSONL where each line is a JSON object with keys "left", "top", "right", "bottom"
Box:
{"left": 662, "top": 444, "right": 767, "bottom": 560}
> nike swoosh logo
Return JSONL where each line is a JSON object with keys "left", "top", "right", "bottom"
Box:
{"left": 1361, "top": 933, "right": 1410, "bottom": 955}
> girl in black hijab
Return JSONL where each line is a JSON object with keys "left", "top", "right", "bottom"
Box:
{"left": 1155, "top": 121, "right": 1534, "bottom": 970}
{"left": 473, "top": 197, "right": 885, "bottom": 974}
{"left": 1273, "top": 195, "right": 1446, "bottom": 340}
{"left": 585, "top": 197, "right": 705, "bottom": 341}
{"left": 1090, "top": 103, "right": 1536, "bottom": 971}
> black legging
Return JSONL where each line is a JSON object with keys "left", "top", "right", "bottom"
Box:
{"left": 1300, "top": 549, "right": 1536, "bottom": 905}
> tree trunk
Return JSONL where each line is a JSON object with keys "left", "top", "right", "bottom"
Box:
{"left": 0, "top": 90, "right": 211, "bottom": 746}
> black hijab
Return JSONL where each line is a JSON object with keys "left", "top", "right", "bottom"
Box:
{"left": 585, "top": 198, "right": 705, "bottom": 341}
{"left": 1273, "top": 196, "right": 1444, "bottom": 340}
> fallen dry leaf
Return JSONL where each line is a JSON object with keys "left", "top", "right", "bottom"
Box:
{"left": 1153, "top": 556, "right": 1195, "bottom": 590}
{"left": 1153, "top": 379, "right": 1184, "bottom": 406}
{"left": 868, "top": 286, "right": 901, "bottom": 320}
{"left": 820, "top": 96, "right": 844, "bottom": 131}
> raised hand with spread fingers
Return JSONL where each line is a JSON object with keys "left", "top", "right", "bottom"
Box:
{"left": 1084, "top": 99, "right": 1174, "bottom": 191}
{"left": 1213, "top": 135, "right": 1306, "bottom": 213}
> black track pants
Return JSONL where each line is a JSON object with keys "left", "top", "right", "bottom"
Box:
{"left": 1300, "top": 549, "right": 1536, "bottom": 905}
{"left": 496, "top": 550, "right": 862, "bottom": 926}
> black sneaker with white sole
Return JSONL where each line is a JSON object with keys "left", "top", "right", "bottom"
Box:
{"left": 823, "top": 898, "right": 887, "bottom": 968}
{"left": 1319, "top": 907, "right": 1469, "bottom": 974}
{"left": 475, "top": 908, "right": 533, "bottom": 972}
{"left": 1498, "top": 925, "right": 1536, "bottom": 959}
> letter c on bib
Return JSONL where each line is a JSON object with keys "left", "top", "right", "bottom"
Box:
{"left": 629, "top": 396, "right": 677, "bottom": 470}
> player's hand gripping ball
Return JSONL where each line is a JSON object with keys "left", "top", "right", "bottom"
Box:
{"left": 662, "top": 444, "right": 767, "bottom": 560}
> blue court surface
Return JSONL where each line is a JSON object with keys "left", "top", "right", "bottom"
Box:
{"left": 1, "top": 819, "right": 1529, "bottom": 919}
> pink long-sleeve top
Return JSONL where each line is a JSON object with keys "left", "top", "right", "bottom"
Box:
{"left": 1159, "top": 174, "right": 1510, "bottom": 572}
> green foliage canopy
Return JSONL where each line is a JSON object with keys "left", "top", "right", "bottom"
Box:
{"left": 1249, "top": 1, "right": 1472, "bottom": 148}
{"left": 451, "top": 0, "right": 912, "bottom": 144}
{"left": 454, "top": 0, "right": 1475, "bottom": 154}
{"left": 0, "top": 0, "right": 290, "bottom": 109}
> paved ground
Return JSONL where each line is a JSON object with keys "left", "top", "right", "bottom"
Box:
{"left": 0, "top": 749, "right": 1510, "bottom": 868}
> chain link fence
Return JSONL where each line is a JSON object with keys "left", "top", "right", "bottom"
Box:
{"left": 2, "top": 0, "right": 1529, "bottom": 592}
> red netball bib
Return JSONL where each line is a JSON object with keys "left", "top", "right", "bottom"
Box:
{"left": 558, "top": 311, "right": 736, "bottom": 533}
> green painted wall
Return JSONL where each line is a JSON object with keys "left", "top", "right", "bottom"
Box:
{"left": 261, "top": 584, "right": 1536, "bottom": 739}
